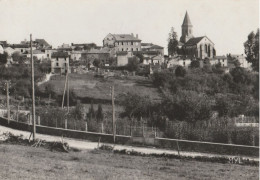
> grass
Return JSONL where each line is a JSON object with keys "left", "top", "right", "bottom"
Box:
{"left": 0, "top": 143, "right": 258, "bottom": 180}
{"left": 40, "top": 72, "right": 162, "bottom": 102}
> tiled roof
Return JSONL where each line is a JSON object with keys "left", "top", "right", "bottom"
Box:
{"left": 52, "top": 52, "right": 69, "bottom": 58}
{"left": 184, "top": 37, "right": 205, "bottom": 45}
{"left": 150, "top": 45, "right": 164, "bottom": 49}
{"left": 83, "top": 48, "right": 110, "bottom": 54}
{"left": 214, "top": 56, "right": 226, "bottom": 59}
{"left": 35, "top": 39, "right": 50, "bottom": 47}
{"left": 141, "top": 43, "right": 153, "bottom": 46}
{"left": 112, "top": 34, "right": 141, "bottom": 42}
{"left": 12, "top": 44, "right": 30, "bottom": 48}
{"left": 142, "top": 51, "right": 159, "bottom": 55}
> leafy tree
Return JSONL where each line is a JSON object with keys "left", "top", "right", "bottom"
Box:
{"left": 135, "top": 52, "right": 144, "bottom": 63}
{"left": 175, "top": 66, "right": 186, "bottom": 77}
{"left": 38, "top": 60, "right": 51, "bottom": 73}
{"left": 0, "top": 52, "right": 8, "bottom": 65}
{"left": 87, "top": 102, "right": 96, "bottom": 121}
{"left": 244, "top": 29, "right": 259, "bottom": 71}
{"left": 119, "top": 92, "right": 151, "bottom": 121}
{"left": 190, "top": 60, "right": 200, "bottom": 69}
{"left": 12, "top": 52, "right": 26, "bottom": 64}
{"left": 93, "top": 59, "right": 102, "bottom": 68}
{"left": 163, "top": 91, "right": 212, "bottom": 123}
{"left": 151, "top": 71, "right": 174, "bottom": 87}
{"left": 96, "top": 104, "right": 104, "bottom": 123}
{"left": 230, "top": 67, "right": 251, "bottom": 84}
{"left": 127, "top": 56, "right": 139, "bottom": 72}
{"left": 168, "top": 27, "right": 179, "bottom": 56}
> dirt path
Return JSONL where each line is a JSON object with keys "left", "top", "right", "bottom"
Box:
{"left": 0, "top": 125, "right": 258, "bottom": 161}
{"left": 37, "top": 73, "right": 53, "bottom": 86}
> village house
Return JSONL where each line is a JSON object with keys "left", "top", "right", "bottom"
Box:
{"left": 70, "top": 51, "right": 82, "bottom": 61}
{"left": 116, "top": 51, "right": 134, "bottom": 66}
{"left": 210, "top": 56, "right": 228, "bottom": 67}
{"left": 103, "top": 33, "right": 141, "bottom": 52}
{"left": 81, "top": 49, "right": 110, "bottom": 67}
{"left": 141, "top": 43, "right": 164, "bottom": 56}
{"left": 26, "top": 49, "right": 48, "bottom": 61}
{"left": 11, "top": 44, "right": 36, "bottom": 54}
{"left": 51, "top": 52, "right": 70, "bottom": 74}
{"left": 230, "top": 54, "right": 252, "bottom": 69}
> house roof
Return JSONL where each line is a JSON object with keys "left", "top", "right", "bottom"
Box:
{"left": 82, "top": 48, "right": 109, "bottom": 54}
{"left": 52, "top": 52, "right": 69, "bottom": 58}
{"left": 35, "top": 39, "right": 50, "bottom": 47}
{"left": 150, "top": 45, "right": 164, "bottom": 49}
{"left": 112, "top": 34, "right": 141, "bottom": 42}
{"left": 12, "top": 44, "right": 30, "bottom": 48}
{"left": 32, "top": 49, "right": 45, "bottom": 54}
{"left": 141, "top": 43, "right": 153, "bottom": 46}
{"left": 142, "top": 51, "right": 160, "bottom": 55}
{"left": 182, "top": 11, "right": 192, "bottom": 26}
{"left": 152, "top": 55, "right": 163, "bottom": 60}
{"left": 214, "top": 56, "right": 227, "bottom": 59}
{"left": 185, "top": 37, "right": 205, "bottom": 45}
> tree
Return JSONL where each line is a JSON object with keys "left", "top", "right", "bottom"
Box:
{"left": 168, "top": 27, "right": 179, "bottom": 56}
{"left": 127, "top": 56, "right": 139, "bottom": 72}
{"left": 93, "top": 59, "right": 102, "bottom": 68}
{"left": 190, "top": 60, "right": 200, "bottom": 69}
{"left": 96, "top": 104, "right": 104, "bottom": 123}
{"left": 230, "top": 67, "right": 251, "bottom": 84}
{"left": 244, "top": 29, "right": 259, "bottom": 71}
{"left": 87, "top": 102, "right": 96, "bottom": 121}
{"left": 119, "top": 92, "right": 151, "bottom": 121}
{"left": 0, "top": 52, "right": 8, "bottom": 65}
{"left": 135, "top": 52, "right": 144, "bottom": 63}
{"left": 163, "top": 91, "right": 212, "bottom": 123}
{"left": 175, "top": 66, "right": 186, "bottom": 77}
{"left": 12, "top": 52, "right": 26, "bottom": 64}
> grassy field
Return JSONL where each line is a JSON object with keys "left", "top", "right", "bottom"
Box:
{"left": 40, "top": 72, "right": 162, "bottom": 102}
{"left": 0, "top": 143, "right": 258, "bottom": 180}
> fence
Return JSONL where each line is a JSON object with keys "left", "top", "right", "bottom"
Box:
{"left": 0, "top": 116, "right": 259, "bottom": 157}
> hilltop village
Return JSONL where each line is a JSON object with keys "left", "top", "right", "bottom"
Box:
{"left": 0, "top": 12, "right": 252, "bottom": 75}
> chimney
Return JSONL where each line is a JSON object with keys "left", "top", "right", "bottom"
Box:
{"left": 136, "top": 34, "right": 138, "bottom": 38}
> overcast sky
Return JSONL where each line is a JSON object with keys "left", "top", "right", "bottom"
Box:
{"left": 0, "top": 0, "right": 259, "bottom": 55}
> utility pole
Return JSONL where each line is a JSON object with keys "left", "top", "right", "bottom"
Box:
{"left": 111, "top": 86, "right": 116, "bottom": 143}
{"left": 30, "top": 34, "right": 36, "bottom": 141}
{"left": 6, "top": 81, "right": 10, "bottom": 124}
{"left": 17, "top": 104, "right": 19, "bottom": 122}
{"left": 61, "top": 72, "right": 68, "bottom": 109}
{"left": 67, "top": 64, "right": 69, "bottom": 113}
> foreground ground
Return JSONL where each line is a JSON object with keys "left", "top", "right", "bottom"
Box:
{"left": 0, "top": 143, "right": 258, "bottom": 180}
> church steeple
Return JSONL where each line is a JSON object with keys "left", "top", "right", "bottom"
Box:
{"left": 180, "top": 11, "right": 194, "bottom": 43}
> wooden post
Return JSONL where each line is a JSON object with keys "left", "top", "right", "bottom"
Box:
{"left": 30, "top": 34, "right": 36, "bottom": 141}
{"left": 67, "top": 65, "right": 69, "bottom": 113}
{"left": 61, "top": 72, "right": 68, "bottom": 109}
{"left": 6, "top": 81, "right": 10, "bottom": 124}
{"left": 111, "top": 86, "right": 116, "bottom": 143}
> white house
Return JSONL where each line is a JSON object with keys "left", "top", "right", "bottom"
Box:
{"left": 51, "top": 52, "right": 70, "bottom": 74}
{"left": 210, "top": 56, "right": 228, "bottom": 67}
{"left": 70, "top": 51, "right": 82, "bottom": 61}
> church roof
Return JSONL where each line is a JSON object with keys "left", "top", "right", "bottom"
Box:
{"left": 112, "top": 34, "right": 141, "bottom": 42}
{"left": 182, "top": 11, "right": 192, "bottom": 26}
{"left": 185, "top": 37, "right": 205, "bottom": 45}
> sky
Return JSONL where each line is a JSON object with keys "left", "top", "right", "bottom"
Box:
{"left": 0, "top": 0, "right": 259, "bottom": 55}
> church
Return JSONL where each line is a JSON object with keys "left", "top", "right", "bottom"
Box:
{"left": 179, "top": 11, "right": 216, "bottom": 59}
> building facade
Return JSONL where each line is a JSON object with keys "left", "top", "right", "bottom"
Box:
{"left": 51, "top": 52, "right": 70, "bottom": 74}
{"left": 103, "top": 33, "right": 141, "bottom": 52}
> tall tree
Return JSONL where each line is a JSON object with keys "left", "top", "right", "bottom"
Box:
{"left": 96, "top": 104, "right": 104, "bottom": 123}
{"left": 244, "top": 29, "right": 259, "bottom": 71}
{"left": 168, "top": 27, "right": 179, "bottom": 56}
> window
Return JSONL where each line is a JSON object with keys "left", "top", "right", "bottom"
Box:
{"left": 136, "top": 48, "right": 138, "bottom": 51}
{"left": 118, "top": 42, "right": 120, "bottom": 45}
{"left": 64, "top": 63, "right": 66, "bottom": 67}
{"left": 131, "top": 42, "right": 133, "bottom": 45}
{"left": 122, "top": 48, "right": 124, "bottom": 51}
{"left": 56, "top": 57, "right": 58, "bottom": 61}
{"left": 183, "top": 61, "right": 185, "bottom": 66}
{"left": 47, "top": 54, "right": 49, "bottom": 57}
{"left": 56, "top": 63, "right": 59, "bottom": 66}
{"left": 127, "top": 48, "right": 128, "bottom": 51}
{"left": 121, "top": 42, "right": 123, "bottom": 45}
{"left": 21, "top": 49, "right": 23, "bottom": 52}
{"left": 65, "top": 58, "right": 66, "bottom": 61}
{"left": 131, "top": 48, "right": 133, "bottom": 51}
{"left": 222, "top": 59, "right": 224, "bottom": 62}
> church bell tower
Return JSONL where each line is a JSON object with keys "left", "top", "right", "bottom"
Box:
{"left": 180, "top": 11, "right": 194, "bottom": 43}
